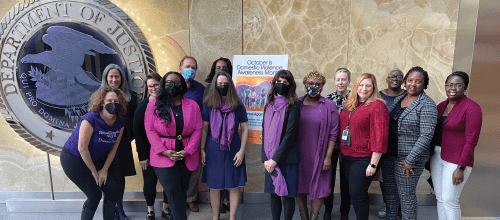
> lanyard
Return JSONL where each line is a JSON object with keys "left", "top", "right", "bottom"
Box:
{"left": 345, "top": 102, "right": 364, "bottom": 131}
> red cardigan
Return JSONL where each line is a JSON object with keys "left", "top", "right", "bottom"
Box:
{"left": 340, "top": 100, "right": 389, "bottom": 157}
{"left": 437, "top": 96, "right": 482, "bottom": 167}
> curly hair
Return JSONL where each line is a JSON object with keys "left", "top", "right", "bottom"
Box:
{"left": 404, "top": 66, "right": 429, "bottom": 90}
{"left": 155, "top": 71, "right": 188, "bottom": 126}
{"left": 205, "top": 57, "right": 233, "bottom": 83}
{"left": 343, "top": 73, "right": 384, "bottom": 111}
{"left": 88, "top": 86, "right": 128, "bottom": 118}
{"left": 302, "top": 70, "right": 327, "bottom": 86}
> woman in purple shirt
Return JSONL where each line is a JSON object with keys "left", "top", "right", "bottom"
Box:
{"left": 431, "top": 71, "right": 482, "bottom": 220}
{"left": 60, "top": 86, "right": 128, "bottom": 220}
{"left": 296, "top": 71, "right": 339, "bottom": 220}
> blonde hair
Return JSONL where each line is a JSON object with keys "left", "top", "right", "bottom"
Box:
{"left": 343, "top": 73, "right": 384, "bottom": 111}
{"left": 302, "top": 70, "right": 326, "bottom": 86}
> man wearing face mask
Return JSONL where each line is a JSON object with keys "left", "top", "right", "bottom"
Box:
{"left": 296, "top": 71, "right": 339, "bottom": 220}
{"left": 178, "top": 56, "right": 205, "bottom": 212}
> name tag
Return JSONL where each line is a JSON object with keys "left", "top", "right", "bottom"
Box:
{"left": 342, "top": 130, "right": 351, "bottom": 146}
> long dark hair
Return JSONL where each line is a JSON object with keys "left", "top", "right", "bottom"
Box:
{"left": 267, "top": 70, "right": 297, "bottom": 107}
{"left": 203, "top": 70, "right": 242, "bottom": 109}
{"left": 155, "top": 71, "right": 188, "bottom": 125}
{"left": 205, "top": 57, "right": 233, "bottom": 83}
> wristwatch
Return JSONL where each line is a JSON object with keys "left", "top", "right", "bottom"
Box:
{"left": 457, "top": 165, "right": 466, "bottom": 170}
{"left": 369, "top": 163, "right": 377, "bottom": 168}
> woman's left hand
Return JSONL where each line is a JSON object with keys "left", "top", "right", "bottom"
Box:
{"left": 366, "top": 165, "right": 376, "bottom": 177}
{"left": 401, "top": 161, "right": 417, "bottom": 177}
{"left": 177, "top": 150, "right": 190, "bottom": 158}
{"left": 97, "top": 168, "right": 108, "bottom": 186}
{"left": 264, "top": 159, "right": 277, "bottom": 173}
{"left": 322, "top": 158, "right": 332, "bottom": 171}
{"left": 233, "top": 151, "right": 244, "bottom": 167}
{"left": 452, "top": 168, "right": 465, "bottom": 185}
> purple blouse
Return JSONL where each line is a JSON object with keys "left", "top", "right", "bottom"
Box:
{"left": 65, "top": 111, "right": 125, "bottom": 161}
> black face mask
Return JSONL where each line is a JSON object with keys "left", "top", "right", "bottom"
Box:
{"left": 217, "top": 85, "right": 229, "bottom": 96}
{"left": 275, "top": 83, "right": 290, "bottom": 96}
{"left": 166, "top": 84, "right": 181, "bottom": 97}
{"left": 105, "top": 102, "right": 119, "bottom": 115}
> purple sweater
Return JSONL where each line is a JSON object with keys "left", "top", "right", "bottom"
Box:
{"left": 437, "top": 96, "right": 482, "bottom": 167}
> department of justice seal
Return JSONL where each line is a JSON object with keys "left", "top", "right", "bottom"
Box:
{"left": 0, "top": 0, "right": 156, "bottom": 155}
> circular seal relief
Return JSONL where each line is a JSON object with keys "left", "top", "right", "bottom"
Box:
{"left": 0, "top": 0, "right": 156, "bottom": 155}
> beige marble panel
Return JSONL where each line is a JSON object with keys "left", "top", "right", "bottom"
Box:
{"left": 243, "top": 0, "right": 350, "bottom": 192}
{"left": 109, "top": 0, "right": 190, "bottom": 74}
{"left": 347, "top": 27, "right": 456, "bottom": 102}
{"left": 189, "top": 0, "right": 243, "bottom": 86}
{"left": 243, "top": 0, "right": 351, "bottom": 97}
{"left": 0, "top": 0, "right": 190, "bottom": 192}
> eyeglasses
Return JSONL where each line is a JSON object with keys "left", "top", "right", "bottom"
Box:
{"left": 147, "top": 84, "right": 160, "bottom": 89}
{"left": 165, "top": 80, "right": 182, "bottom": 87}
{"left": 444, "top": 83, "right": 464, "bottom": 89}
{"left": 388, "top": 75, "right": 403, "bottom": 80}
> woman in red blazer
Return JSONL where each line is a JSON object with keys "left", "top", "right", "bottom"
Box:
{"left": 430, "top": 71, "right": 482, "bottom": 220}
{"left": 144, "top": 71, "right": 203, "bottom": 220}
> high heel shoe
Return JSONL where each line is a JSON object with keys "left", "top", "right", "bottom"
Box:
{"left": 114, "top": 200, "right": 129, "bottom": 220}
{"left": 299, "top": 208, "right": 309, "bottom": 220}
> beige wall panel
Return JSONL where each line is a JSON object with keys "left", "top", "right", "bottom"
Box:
{"left": 189, "top": 0, "right": 243, "bottom": 86}
{"left": 243, "top": 0, "right": 350, "bottom": 96}
{"left": 0, "top": 0, "right": 189, "bottom": 191}
{"left": 243, "top": 0, "right": 350, "bottom": 192}
{"left": 347, "top": 0, "right": 459, "bottom": 103}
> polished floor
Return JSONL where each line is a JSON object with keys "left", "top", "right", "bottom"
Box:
{"left": 1, "top": 203, "right": 498, "bottom": 220}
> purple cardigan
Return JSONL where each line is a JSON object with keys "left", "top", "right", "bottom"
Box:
{"left": 437, "top": 96, "right": 482, "bottom": 167}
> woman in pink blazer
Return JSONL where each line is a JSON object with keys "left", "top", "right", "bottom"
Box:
{"left": 144, "top": 71, "right": 203, "bottom": 220}
{"left": 430, "top": 71, "right": 482, "bottom": 220}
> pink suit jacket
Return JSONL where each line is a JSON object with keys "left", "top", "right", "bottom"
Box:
{"left": 144, "top": 97, "right": 202, "bottom": 171}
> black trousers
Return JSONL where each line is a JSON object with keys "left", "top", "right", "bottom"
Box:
{"left": 323, "top": 148, "right": 351, "bottom": 215}
{"left": 142, "top": 164, "right": 168, "bottom": 206}
{"left": 342, "top": 154, "right": 380, "bottom": 220}
{"left": 270, "top": 193, "right": 295, "bottom": 220}
{"left": 154, "top": 162, "right": 193, "bottom": 220}
{"left": 60, "top": 147, "right": 117, "bottom": 219}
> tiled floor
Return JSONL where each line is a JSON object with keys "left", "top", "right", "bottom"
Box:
{"left": 1, "top": 203, "right": 497, "bottom": 220}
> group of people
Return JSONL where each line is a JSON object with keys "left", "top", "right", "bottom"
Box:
{"left": 240, "top": 87, "right": 267, "bottom": 108}
{"left": 60, "top": 54, "right": 482, "bottom": 220}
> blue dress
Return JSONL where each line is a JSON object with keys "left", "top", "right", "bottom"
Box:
{"left": 202, "top": 104, "right": 248, "bottom": 189}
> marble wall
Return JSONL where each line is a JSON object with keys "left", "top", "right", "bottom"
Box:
{"left": 1, "top": 0, "right": 459, "bottom": 193}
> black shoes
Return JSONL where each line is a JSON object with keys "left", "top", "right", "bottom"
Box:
{"left": 340, "top": 214, "right": 349, "bottom": 220}
{"left": 161, "top": 207, "right": 172, "bottom": 219}
{"left": 81, "top": 204, "right": 96, "bottom": 220}
{"left": 323, "top": 212, "right": 331, "bottom": 220}
{"left": 145, "top": 211, "right": 155, "bottom": 220}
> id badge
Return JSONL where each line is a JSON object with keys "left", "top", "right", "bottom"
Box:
{"left": 342, "top": 130, "right": 351, "bottom": 146}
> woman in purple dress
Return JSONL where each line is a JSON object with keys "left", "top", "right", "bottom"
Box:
{"left": 296, "top": 71, "right": 339, "bottom": 220}
{"left": 262, "top": 70, "right": 300, "bottom": 220}
{"left": 201, "top": 71, "right": 249, "bottom": 220}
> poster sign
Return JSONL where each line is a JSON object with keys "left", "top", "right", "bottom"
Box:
{"left": 232, "top": 55, "right": 289, "bottom": 144}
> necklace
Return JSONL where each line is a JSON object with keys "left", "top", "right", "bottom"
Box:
{"left": 171, "top": 105, "right": 180, "bottom": 116}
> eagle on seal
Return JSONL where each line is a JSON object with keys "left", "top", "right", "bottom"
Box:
{"left": 20, "top": 26, "right": 117, "bottom": 107}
